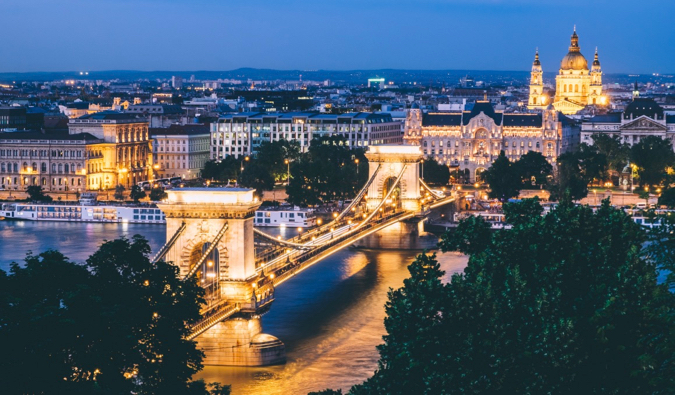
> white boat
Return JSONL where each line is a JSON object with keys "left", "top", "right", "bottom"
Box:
{"left": 254, "top": 206, "right": 316, "bottom": 228}
{"left": 0, "top": 202, "right": 166, "bottom": 224}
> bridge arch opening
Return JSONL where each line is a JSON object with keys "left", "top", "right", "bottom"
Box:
{"left": 189, "top": 242, "right": 220, "bottom": 300}
{"left": 383, "top": 176, "right": 401, "bottom": 210}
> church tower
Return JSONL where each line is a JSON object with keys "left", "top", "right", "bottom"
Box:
{"left": 553, "top": 27, "right": 593, "bottom": 114}
{"left": 528, "top": 50, "right": 546, "bottom": 110}
{"left": 632, "top": 81, "right": 640, "bottom": 99}
{"left": 589, "top": 48, "right": 603, "bottom": 105}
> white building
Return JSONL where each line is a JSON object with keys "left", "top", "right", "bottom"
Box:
{"left": 150, "top": 124, "right": 210, "bottom": 179}
{"left": 581, "top": 98, "right": 675, "bottom": 147}
{"left": 210, "top": 112, "right": 403, "bottom": 160}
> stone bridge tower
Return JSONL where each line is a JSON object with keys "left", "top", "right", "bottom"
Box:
{"left": 156, "top": 188, "right": 285, "bottom": 366}
{"left": 365, "top": 145, "right": 423, "bottom": 212}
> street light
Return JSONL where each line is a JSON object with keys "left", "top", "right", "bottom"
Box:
{"left": 420, "top": 159, "right": 424, "bottom": 179}
{"left": 285, "top": 159, "right": 290, "bottom": 185}
{"left": 355, "top": 158, "right": 359, "bottom": 175}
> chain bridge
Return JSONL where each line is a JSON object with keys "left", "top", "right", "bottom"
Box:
{"left": 154, "top": 145, "right": 455, "bottom": 366}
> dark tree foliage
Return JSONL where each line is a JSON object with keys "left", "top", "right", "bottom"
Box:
{"left": 422, "top": 157, "right": 450, "bottom": 186}
{"left": 201, "top": 156, "right": 241, "bottom": 182}
{"left": 286, "top": 136, "right": 367, "bottom": 207}
{"left": 0, "top": 236, "right": 217, "bottom": 394}
{"left": 548, "top": 152, "right": 589, "bottom": 201}
{"left": 239, "top": 161, "right": 275, "bottom": 197}
{"left": 658, "top": 188, "right": 675, "bottom": 208}
{"left": 591, "top": 133, "right": 630, "bottom": 177}
{"left": 344, "top": 198, "right": 675, "bottom": 394}
{"left": 149, "top": 186, "right": 168, "bottom": 202}
{"left": 576, "top": 143, "right": 609, "bottom": 184}
{"left": 114, "top": 184, "right": 126, "bottom": 201}
{"left": 26, "top": 185, "right": 53, "bottom": 202}
{"left": 130, "top": 185, "right": 146, "bottom": 202}
{"left": 631, "top": 135, "right": 675, "bottom": 187}
{"left": 255, "top": 139, "right": 301, "bottom": 182}
{"left": 514, "top": 151, "right": 552, "bottom": 187}
{"left": 482, "top": 150, "right": 521, "bottom": 202}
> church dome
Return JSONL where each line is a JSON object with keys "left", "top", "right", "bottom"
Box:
{"left": 560, "top": 29, "right": 588, "bottom": 70}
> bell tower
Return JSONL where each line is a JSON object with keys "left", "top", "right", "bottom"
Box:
{"left": 528, "top": 49, "right": 546, "bottom": 110}
{"left": 589, "top": 47, "right": 603, "bottom": 105}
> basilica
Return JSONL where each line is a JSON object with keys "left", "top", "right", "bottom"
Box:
{"left": 528, "top": 28, "right": 605, "bottom": 114}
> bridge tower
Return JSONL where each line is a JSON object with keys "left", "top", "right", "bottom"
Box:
{"left": 156, "top": 188, "right": 285, "bottom": 366}
{"left": 365, "top": 145, "right": 423, "bottom": 212}
{"left": 359, "top": 145, "right": 437, "bottom": 249}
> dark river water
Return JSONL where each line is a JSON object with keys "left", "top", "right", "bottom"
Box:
{"left": 0, "top": 220, "right": 468, "bottom": 394}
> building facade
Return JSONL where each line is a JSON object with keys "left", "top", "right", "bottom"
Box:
{"left": 404, "top": 102, "right": 562, "bottom": 182}
{"left": 68, "top": 111, "right": 153, "bottom": 189}
{"left": 0, "top": 132, "right": 101, "bottom": 193}
{"left": 529, "top": 29, "right": 605, "bottom": 115}
{"left": 580, "top": 98, "right": 675, "bottom": 147}
{"left": 150, "top": 124, "right": 210, "bottom": 180}
{"left": 210, "top": 112, "right": 402, "bottom": 160}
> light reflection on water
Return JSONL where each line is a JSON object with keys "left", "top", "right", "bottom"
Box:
{"left": 196, "top": 249, "right": 467, "bottom": 394}
{"left": 0, "top": 221, "right": 166, "bottom": 271}
{"left": 0, "top": 221, "right": 468, "bottom": 394}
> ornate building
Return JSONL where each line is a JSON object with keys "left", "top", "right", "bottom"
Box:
{"left": 581, "top": 98, "right": 675, "bottom": 147}
{"left": 530, "top": 28, "right": 605, "bottom": 115}
{"left": 405, "top": 101, "right": 561, "bottom": 182}
{"left": 527, "top": 50, "right": 547, "bottom": 110}
{"left": 68, "top": 111, "right": 153, "bottom": 190}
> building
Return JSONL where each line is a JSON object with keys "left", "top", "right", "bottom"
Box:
{"left": 404, "top": 101, "right": 561, "bottom": 182}
{"left": 126, "top": 104, "right": 185, "bottom": 127}
{"left": 210, "top": 112, "right": 403, "bottom": 160}
{"left": 68, "top": 111, "right": 153, "bottom": 189}
{"left": 171, "top": 76, "right": 183, "bottom": 89}
{"left": 527, "top": 51, "right": 548, "bottom": 110}
{"left": 150, "top": 124, "right": 210, "bottom": 180}
{"left": 580, "top": 98, "right": 675, "bottom": 147}
{"left": 552, "top": 28, "right": 604, "bottom": 114}
{"left": 0, "top": 132, "right": 101, "bottom": 192}
{"left": 0, "top": 107, "right": 28, "bottom": 131}
{"left": 530, "top": 28, "right": 606, "bottom": 115}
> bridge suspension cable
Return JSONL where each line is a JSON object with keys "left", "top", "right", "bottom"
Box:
{"left": 184, "top": 221, "right": 229, "bottom": 279}
{"left": 253, "top": 228, "right": 314, "bottom": 249}
{"left": 350, "top": 164, "right": 408, "bottom": 233}
{"left": 333, "top": 164, "right": 381, "bottom": 223}
{"left": 152, "top": 221, "right": 187, "bottom": 263}
{"left": 419, "top": 178, "right": 444, "bottom": 199}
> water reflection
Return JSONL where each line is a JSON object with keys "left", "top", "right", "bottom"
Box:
{"left": 197, "top": 249, "right": 467, "bottom": 394}
{"left": 0, "top": 221, "right": 468, "bottom": 394}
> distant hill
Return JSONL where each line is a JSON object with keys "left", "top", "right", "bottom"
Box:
{"left": 0, "top": 68, "right": 661, "bottom": 85}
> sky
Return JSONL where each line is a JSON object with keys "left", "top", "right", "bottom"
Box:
{"left": 2, "top": 0, "right": 674, "bottom": 74}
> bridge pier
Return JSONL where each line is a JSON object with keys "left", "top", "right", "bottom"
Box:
{"left": 196, "top": 317, "right": 286, "bottom": 366}
{"left": 353, "top": 218, "right": 439, "bottom": 250}
{"left": 157, "top": 188, "right": 286, "bottom": 366}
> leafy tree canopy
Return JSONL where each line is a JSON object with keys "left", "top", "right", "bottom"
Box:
{"left": 481, "top": 150, "right": 521, "bottom": 202}
{"left": 631, "top": 135, "right": 675, "bottom": 187}
{"left": 0, "top": 236, "right": 224, "bottom": 394}
{"left": 26, "top": 185, "right": 53, "bottom": 202}
{"left": 130, "top": 185, "right": 146, "bottom": 202}
{"left": 514, "top": 150, "right": 553, "bottom": 187}
{"left": 341, "top": 198, "right": 675, "bottom": 394}
{"left": 421, "top": 157, "right": 450, "bottom": 186}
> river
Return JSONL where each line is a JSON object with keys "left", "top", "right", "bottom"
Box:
{"left": 0, "top": 220, "right": 468, "bottom": 394}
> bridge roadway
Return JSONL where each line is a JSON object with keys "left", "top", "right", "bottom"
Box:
{"left": 187, "top": 194, "right": 456, "bottom": 340}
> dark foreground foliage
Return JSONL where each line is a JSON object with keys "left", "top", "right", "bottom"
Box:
{"left": 320, "top": 198, "right": 675, "bottom": 394}
{"left": 0, "top": 236, "right": 229, "bottom": 395}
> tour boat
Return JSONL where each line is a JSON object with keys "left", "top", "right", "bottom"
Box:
{"left": 254, "top": 206, "right": 316, "bottom": 228}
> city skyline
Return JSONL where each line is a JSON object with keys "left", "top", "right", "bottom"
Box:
{"left": 3, "top": 0, "right": 674, "bottom": 74}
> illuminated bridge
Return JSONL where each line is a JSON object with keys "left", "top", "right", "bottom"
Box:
{"left": 154, "top": 145, "right": 456, "bottom": 366}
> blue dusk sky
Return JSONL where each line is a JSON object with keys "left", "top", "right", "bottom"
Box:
{"left": 2, "top": 0, "right": 674, "bottom": 73}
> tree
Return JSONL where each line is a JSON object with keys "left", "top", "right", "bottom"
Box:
{"left": 514, "top": 151, "right": 552, "bottom": 187}
{"left": 481, "top": 150, "right": 521, "bottom": 202}
{"left": 658, "top": 187, "right": 675, "bottom": 208}
{"left": 26, "top": 185, "right": 53, "bottom": 202}
{"left": 576, "top": 143, "right": 608, "bottom": 185}
{"left": 239, "top": 161, "right": 275, "bottom": 197}
{"left": 548, "top": 152, "right": 589, "bottom": 201}
{"left": 255, "top": 140, "right": 301, "bottom": 182}
{"left": 346, "top": 198, "right": 675, "bottom": 394}
{"left": 130, "top": 185, "right": 146, "bottom": 202}
{"left": 421, "top": 157, "right": 450, "bottom": 186}
{"left": 591, "top": 133, "right": 630, "bottom": 180}
{"left": 631, "top": 135, "right": 675, "bottom": 187}
{"left": 114, "top": 184, "right": 126, "bottom": 201}
{"left": 0, "top": 236, "right": 215, "bottom": 394}
{"left": 149, "top": 187, "right": 168, "bottom": 202}
{"left": 201, "top": 157, "right": 240, "bottom": 183}
{"left": 286, "top": 136, "right": 367, "bottom": 206}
